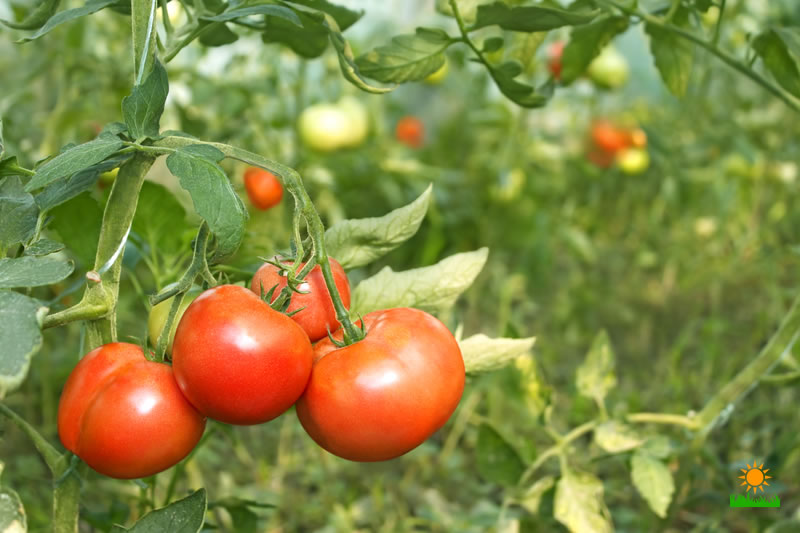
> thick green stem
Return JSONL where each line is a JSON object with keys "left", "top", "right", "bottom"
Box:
{"left": 43, "top": 302, "right": 108, "bottom": 330}
{"left": 694, "top": 295, "right": 800, "bottom": 439}
{"left": 52, "top": 474, "right": 82, "bottom": 533}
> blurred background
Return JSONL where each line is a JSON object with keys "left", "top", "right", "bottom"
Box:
{"left": 2, "top": 0, "right": 800, "bottom": 531}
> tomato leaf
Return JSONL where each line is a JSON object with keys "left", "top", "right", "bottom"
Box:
{"left": 24, "top": 134, "right": 124, "bottom": 191}
{"left": 350, "top": 248, "right": 488, "bottom": 315}
{"left": 132, "top": 182, "right": 191, "bottom": 255}
{"left": 49, "top": 193, "right": 103, "bottom": 266}
{"left": 0, "top": 0, "right": 61, "bottom": 30}
{"left": 593, "top": 421, "right": 643, "bottom": 453}
{"left": 122, "top": 60, "right": 169, "bottom": 141}
{"left": 575, "top": 330, "right": 617, "bottom": 407}
{"left": 645, "top": 7, "right": 694, "bottom": 97}
{"left": 0, "top": 290, "right": 47, "bottom": 399}
{"left": 476, "top": 423, "right": 526, "bottom": 486}
{"left": 470, "top": 1, "right": 599, "bottom": 32}
{"left": 261, "top": 10, "right": 330, "bottom": 58}
{"left": 34, "top": 154, "right": 128, "bottom": 212}
{"left": 753, "top": 29, "right": 800, "bottom": 99}
{"left": 459, "top": 333, "right": 536, "bottom": 374}
{"left": 17, "top": 0, "right": 119, "bottom": 43}
{"left": 774, "top": 27, "right": 800, "bottom": 61}
{"left": 202, "top": 4, "right": 301, "bottom": 24}
{"left": 631, "top": 450, "right": 675, "bottom": 518}
{"left": 111, "top": 489, "right": 206, "bottom": 532}
{"left": 561, "top": 16, "right": 629, "bottom": 84}
{"left": 486, "top": 60, "right": 553, "bottom": 108}
{"left": 355, "top": 28, "right": 453, "bottom": 84}
{"left": 165, "top": 145, "right": 247, "bottom": 261}
{"left": 324, "top": 13, "right": 392, "bottom": 94}
{"left": 554, "top": 469, "right": 613, "bottom": 533}
{"left": 518, "top": 475, "right": 556, "bottom": 515}
{"left": 0, "top": 176, "right": 39, "bottom": 252}
{"left": 324, "top": 185, "right": 432, "bottom": 269}
{"left": 285, "top": 0, "right": 363, "bottom": 31}
{"left": 24, "top": 239, "right": 65, "bottom": 257}
{"left": 0, "top": 256, "right": 74, "bottom": 289}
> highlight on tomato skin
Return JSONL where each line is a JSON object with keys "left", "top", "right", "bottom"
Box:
{"left": 395, "top": 116, "right": 425, "bottom": 148}
{"left": 57, "top": 343, "right": 206, "bottom": 480}
{"left": 243, "top": 167, "right": 283, "bottom": 210}
{"left": 296, "top": 307, "right": 465, "bottom": 462}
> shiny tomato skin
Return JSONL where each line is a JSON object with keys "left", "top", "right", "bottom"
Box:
{"left": 395, "top": 116, "right": 424, "bottom": 148}
{"left": 244, "top": 167, "right": 283, "bottom": 210}
{"left": 250, "top": 258, "right": 351, "bottom": 343}
{"left": 57, "top": 343, "right": 205, "bottom": 479}
{"left": 296, "top": 308, "right": 465, "bottom": 462}
{"left": 172, "top": 285, "right": 313, "bottom": 425}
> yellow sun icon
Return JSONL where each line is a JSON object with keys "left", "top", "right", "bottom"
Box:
{"left": 738, "top": 461, "right": 772, "bottom": 493}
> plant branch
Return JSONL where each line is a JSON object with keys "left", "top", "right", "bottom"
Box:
{"left": 43, "top": 302, "right": 109, "bottom": 329}
{"left": 627, "top": 412, "right": 699, "bottom": 429}
{"left": 519, "top": 421, "right": 597, "bottom": 485}
{"left": 0, "top": 403, "right": 61, "bottom": 474}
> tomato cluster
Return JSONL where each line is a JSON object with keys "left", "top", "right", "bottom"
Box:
{"left": 587, "top": 120, "right": 650, "bottom": 174}
{"left": 58, "top": 256, "right": 464, "bottom": 478}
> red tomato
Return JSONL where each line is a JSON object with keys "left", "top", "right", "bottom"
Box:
{"left": 547, "top": 41, "right": 565, "bottom": 79}
{"left": 395, "top": 116, "right": 424, "bottom": 148}
{"left": 172, "top": 285, "right": 313, "bottom": 425}
{"left": 250, "top": 258, "right": 351, "bottom": 342}
{"left": 57, "top": 343, "right": 205, "bottom": 479}
{"left": 296, "top": 308, "right": 465, "bottom": 461}
{"left": 591, "top": 120, "right": 630, "bottom": 153}
{"left": 244, "top": 167, "right": 283, "bottom": 210}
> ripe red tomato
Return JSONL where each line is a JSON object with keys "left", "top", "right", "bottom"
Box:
{"left": 172, "top": 285, "right": 313, "bottom": 425}
{"left": 547, "top": 41, "right": 565, "bottom": 80}
{"left": 296, "top": 308, "right": 465, "bottom": 461}
{"left": 591, "top": 120, "right": 630, "bottom": 153}
{"left": 250, "top": 258, "right": 351, "bottom": 343}
{"left": 395, "top": 116, "right": 424, "bottom": 148}
{"left": 57, "top": 343, "right": 205, "bottom": 479}
{"left": 244, "top": 167, "right": 283, "bottom": 210}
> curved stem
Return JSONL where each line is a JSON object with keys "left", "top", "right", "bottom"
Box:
{"left": 760, "top": 370, "right": 800, "bottom": 384}
{"left": 43, "top": 302, "right": 109, "bottom": 329}
{"left": 519, "top": 421, "right": 597, "bottom": 485}
{"left": 0, "top": 403, "right": 61, "bottom": 474}
{"left": 626, "top": 412, "right": 698, "bottom": 429}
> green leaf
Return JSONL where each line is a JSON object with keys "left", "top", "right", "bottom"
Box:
{"left": 459, "top": 333, "right": 536, "bottom": 374}
{"left": 0, "top": 290, "right": 47, "bottom": 398}
{"left": 324, "top": 185, "right": 432, "bottom": 269}
{"left": 645, "top": 7, "right": 694, "bottom": 97}
{"left": 111, "top": 489, "right": 206, "bottom": 532}
{"left": 356, "top": 28, "right": 452, "bottom": 84}
{"left": 631, "top": 450, "right": 675, "bottom": 518}
{"left": 49, "top": 193, "right": 103, "bottom": 266}
{"left": 0, "top": 118, "right": 4, "bottom": 158}
{"left": 575, "top": 330, "right": 616, "bottom": 406}
{"left": 166, "top": 145, "right": 247, "bottom": 261}
{"left": 593, "top": 421, "right": 643, "bottom": 453}
{"left": 1, "top": 0, "right": 60, "bottom": 30}
{"left": 487, "top": 60, "right": 553, "bottom": 108}
{"left": 0, "top": 157, "right": 25, "bottom": 178}
{"left": 471, "top": 2, "right": 598, "bottom": 32}
{"left": 350, "top": 248, "right": 488, "bottom": 315}
{"left": 754, "top": 29, "right": 800, "bottom": 99}
{"left": 561, "top": 16, "right": 629, "bottom": 84}
{"left": 208, "top": 497, "right": 274, "bottom": 533}
{"left": 18, "top": 0, "right": 119, "bottom": 42}
{"left": 122, "top": 60, "right": 169, "bottom": 140}
{"left": 34, "top": 160, "right": 109, "bottom": 213}
{"left": 0, "top": 256, "right": 74, "bottom": 289}
{"left": 262, "top": 10, "right": 329, "bottom": 58}
{"left": 435, "top": 0, "right": 480, "bottom": 24}
{"left": 476, "top": 424, "right": 525, "bottom": 486}
{"left": 640, "top": 435, "right": 672, "bottom": 459}
{"left": 324, "top": 13, "right": 392, "bottom": 94}
{"left": 198, "top": 23, "right": 239, "bottom": 47}
{"left": 132, "top": 181, "right": 190, "bottom": 253}
{"left": 518, "top": 475, "right": 556, "bottom": 514}
{"left": 0, "top": 176, "right": 39, "bottom": 251}
{"left": 202, "top": 4, "right": 301, "bottom": 24}
{"left": 286, "top": 0, "right": 362, "bottom": 30}
{"left": 554, "top": 470, "right": 613, "bottom": 533}
{"left": 24, "top": 239, "right": 65, "bottom": 257}
{"left": 25, "top": 134, "right": 124, "bottom": 191}
{"left": 774, "top": 28, "right": 800, "bottom": 60}
{"left": 0, "top": 486, "right": 27, "bottom": 531}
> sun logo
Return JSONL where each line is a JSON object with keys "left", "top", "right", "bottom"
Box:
{"left": 738, "top": 461, "right": 772, "bottom": 493}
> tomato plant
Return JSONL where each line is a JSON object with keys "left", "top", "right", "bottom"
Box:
{"left": 243, "top": 167, "right": 283, "bottom": 210}
{"left": 296, "top": 308, "right": 464, "bottom": 461}
{"left": 57, "top": 343, "right": 205, "bottom": 479}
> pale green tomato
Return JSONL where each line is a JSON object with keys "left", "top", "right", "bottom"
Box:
{"left": 588, "top": 46, "right": 629, "bottom": 90}
{"left": 336, "top": 96, "right": 369, "bottom": 148}
{"left": 424, "top": 60, "right": 449, "bottom": 85}
{"left": 616, "top": 148, "right": 650, "bottom": 175}
{"left": 148, "top": 290, "right": 200, "bottom": 354}
{"left": 298, "top": 104, "right": 351, "bottom": 152}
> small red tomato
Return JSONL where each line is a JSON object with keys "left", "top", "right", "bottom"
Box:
{"left": 628, "top": 128, "right": 648, "bottom": 148}
{"left": 244, "top": 167, "right": 283, "bottom": 210}
{"left": 296, "top": 308, "right": 465, "bottom": 462}
{"left": 591, "top": 120, "right": 630, "bottom": 153}
{"left": 547, "top": 41, "right": 565, "bottom": 79}
{"left": 395, "top": 116, "right": 424, "bottom": 148}
{"left": 250, "top": 258, "right": 351, "bottom": 343}
{"left": 57, "top": 343, "right": 205, "bottom": 479}
{"left": 172, "top": 285, "right": 313, "bottom": 425}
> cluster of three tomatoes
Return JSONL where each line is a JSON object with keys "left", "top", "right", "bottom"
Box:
{"left": 57, "top": 259, "right": 465, "bottom": 479}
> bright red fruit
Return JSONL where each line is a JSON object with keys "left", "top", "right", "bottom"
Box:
{"left": 172, "top": 285, "right": 313, "bottom": 425}
{"left": 591, "top": 120, "right": 631, "bottom": 153}
{"left": 244, "top": 167, "right": 283, "bottom": 210}
{"left": 547, "top": 41, "right": 565, "bottom": 79}
{"left": 395, "top": 116, "right": 424, "bottom": 148}
{"left": 57, "top": 343, "right": 205, "bottom": 479}
{"left": 250, "top": 258, "right": 351, "bottom": 343}
{"left": 296, "top": 308, "right": 465, "bottom": 462}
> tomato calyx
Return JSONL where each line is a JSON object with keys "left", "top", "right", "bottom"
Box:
{"left": 324, "top": 315, "right": 368, "bottom": 348}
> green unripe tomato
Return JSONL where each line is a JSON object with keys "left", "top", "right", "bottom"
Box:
{"left": 298, "top": 98, "right": 369, "bottom": 152}
{"left": 424, "top": 60, "right": 449, "bottom": 85}
{"left": 148, "top": 290, "right": 200, "bottom": 354}
{"left": 616, "top": 148, "right": 650, "bottom": 175}
{"left": 588, "top": 46, "right": 629, "bottom": 90}
{"left": 336, "top": 96, "right": 369, "bottom": 148}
